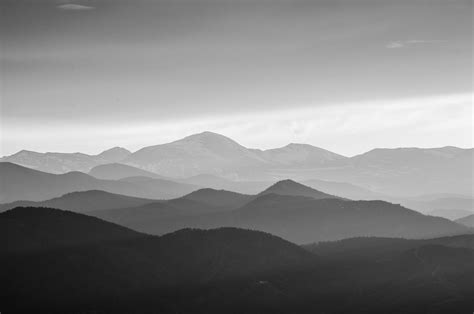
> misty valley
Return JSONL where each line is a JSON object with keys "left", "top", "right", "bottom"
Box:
{"left": 1, "top": 132, "right": 473, "bottom": 313}
{"left": 2, "top": 0, "right": 472, "bottom": 312}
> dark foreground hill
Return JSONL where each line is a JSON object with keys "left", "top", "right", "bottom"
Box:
{"left": 1, "top": 207, "right": 315, "bottom": 313}
{"left": 1, "top": 207, "right": 473, "bottom": 313}
{"left": 0, "top": 207, "right": 144, "bottom": 254}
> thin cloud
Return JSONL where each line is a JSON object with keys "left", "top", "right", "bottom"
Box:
{"left": 386, "top": 39, "right": 444, "bottom": 49}
{"left": 57, "top": 3, "right": 94, "bottom": 10}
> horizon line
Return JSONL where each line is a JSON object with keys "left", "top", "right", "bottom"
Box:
{"left": 2, "top": 130, "right": 472, "bottom": 159}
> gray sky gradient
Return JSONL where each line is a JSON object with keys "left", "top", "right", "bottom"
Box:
{"left": 1, "top": 0, "right": 472, "bottom": 156}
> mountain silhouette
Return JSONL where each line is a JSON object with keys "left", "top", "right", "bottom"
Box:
{"left": 90, "top": 197, "right": 232, "bottom": 235}
{"left": 254, "top": 143, "right": 347, "bottom": 167}
{"left": 85, "top": 181, "right": 470, "bottom": 243}
{"left": 427, "top": 208, "right": 474, "bottom": 221}
{"left": 399, "top": 196, "right": 474, "bottom": 216}
{"left": 302, "top": 178, "right": 385, "bottom": 200}
{"left": 90, "top": 189, "right": 251, "bottom": 235}
{"left": 456, "top": 214, "right": 474, "bottom": 227}
{"left": 176, "top": 174, "right": 271, "bottom": 194}
{"left": 123, "top": 131, "right": 268, "bottom": 178}
{"left": 0, "top": 162, "right": 198, "bottom": 203}
{"left": 181, "top": 188, "right": 253, "bottom": 208}
{"left": 259, "top": 179, "right": 340, "bottom": 200}
{"left": 95, "top": 147, "right": 131, "bottom": 162}
{"left": 1, "top": 207, "right": 316, "bottom": 312}
{"left": 1, "top": 147, "right": 131, "bottom": 174}
{"left": 0, "top": 190, "right": 157, "bottom": 213}
{"left": 230, "top": 195, "right": 469, "bottom": 243}
{"left": 345, "top": 147, "right": 473, "bottom": 196}
{"left": 0, "top": 207, "right": 144, "bottom": 254}
{"left": 2, "top": 132, "right": 472, "bottom": 196}
{"left": 2, "top": 207, "right": 473, "bottom": 313}
{"left": 89, "top": 162, "right": 166, "bottom": 180}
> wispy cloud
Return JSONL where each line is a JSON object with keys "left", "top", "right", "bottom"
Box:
{"left": 386, "top": 39, "right": 444, "bottom": 49}
{"left": 57, "top": 3, "right": 94, "bottom": 11}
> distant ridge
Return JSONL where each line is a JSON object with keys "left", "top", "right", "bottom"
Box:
{"left": 0, "top": 162, "right": 198, "bottom": 203}
{"left": 89, "top": 163, "right": 165, "bottom": 180}
{"left": 1, "top": 147, "right": 131, "bottom": 174}
{"left": 181, "top": 188, "right": 253, "bottom": 208}
{"left": 256, "top": 143, "right": 347, "bottom": 167}
{"left": 123, "top": 131, "right": 268, "bottom": 178}
{"left": 456, "top": 214, "right": 474, "bottom": 227}
{"left": 2, "top": 131, "right": 472, "bottom": 196}
{"left": 0, "top": 190, "right": 157, "bottom": 213}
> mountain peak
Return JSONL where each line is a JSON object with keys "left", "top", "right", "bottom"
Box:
{"left": 286, "top": 143, "right": 311, "bottom": 148}
{"left": 260, "top": 179, "right": 340, "bottom": 200}
{"left": 162, "top": 131, "right": 250, "bottom": 153}
{"left": 101, "top": 146, "right": 130, "bottom": 153}
{"left": 259, "top": 143, "right": 347, "bottom": 167}
{"left": 178, "top": 131, "right": 240, "bottom": 145}
{"left": 195, "top": 131, "right": 223, "bottom": 137}
{"left": 9, "top": 150, "right": 41, "bottom": 157}
{"left": 265, "top": 179, "right": 309, "bottom": 191}
{"left": 97, "top": 147, "right": 131, "bottom": 162}
{"left": 99, "top": 146, "right": 131, "bottom": 155}
{"left": 181, "top": 188, "right": 252, "bottom": 208}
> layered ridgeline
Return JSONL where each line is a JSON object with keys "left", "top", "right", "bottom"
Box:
{"left": 90, "top": 180, "right": 469, "bottom": 243}
{"left": 0, "top": 190, "right": 158, "bottom": 213}
{"left": 2, "top": 207, "right": 473, "bottom": 313}
{"left": 0, "top": 162, "right": 198, "bottom": 203}
{"left": 2, "top": 131, "right": 472, "bottom": 196}
{"left": 3, "top": 160, "right": 472, "bottom": 221}
{"left": 0, "top": 147, "right": 131, "bottom": 174}
{"left": 88, "top": 162, "right": 167, "bottom": 180}
{"left": 3, "top": 174, "right": 468, "bottom": 244}
{"left": 400, "top": 195, "right": 474, "bottom": 220}
{"left": 0, "top": 162, "right": 372, "bottom": 203}
{"left": 457, "top": 214, "right": 474, "bottom": 227}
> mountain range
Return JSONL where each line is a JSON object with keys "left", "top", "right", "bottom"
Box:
{"left": 0, "top": 162, "right": 198, "bottom": 203}
{"left": 0, "top": 190, "right": 157, "bottom": 213}
{"left": 3, "top": 131, "right": 472, "bottom": 196}
{"left": 2, "top": 206, "right": 473, "bottom": 313}
{"left": 3, "top": 174, "right": 466, "bottom": 244}
{"left": 2, "top": 139, "right": 472, "bottom": 312}
{"left": 1, "top": 147, "right": 131, "bottom": 174}
{"left": 88, "top": 162, "right": 167, "bottom": 180}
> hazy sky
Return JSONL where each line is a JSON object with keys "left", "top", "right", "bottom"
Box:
{"left": 1, "top": 0, "right": 472, "bottom": 156}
